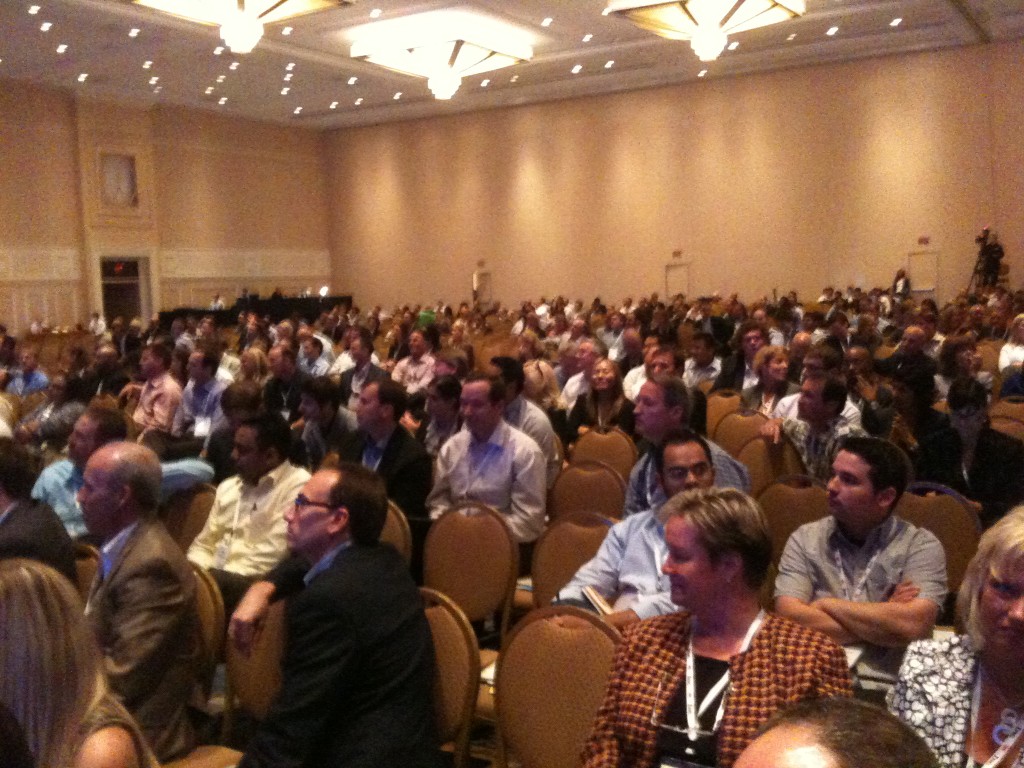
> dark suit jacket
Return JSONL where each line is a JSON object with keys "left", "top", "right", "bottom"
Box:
{"left": 240, "top": 545, "right": 442, "bottom": 768}
{"left": 339, "top": 363, "right": 388, "bottom": 406}
{"left": 711, "top": 352, "right": 747, "bottom": 393}
{"left": 951, "top": 426, "right": 1024, "bottom": 527}
{"left": 337, "top": 427, "right": 432, "bottom": 518}
{"left": 0, "top": 499, "right": 76, "bottom": 583}
{"left": 85, "top": 519, "right": 200, "bottom": 762}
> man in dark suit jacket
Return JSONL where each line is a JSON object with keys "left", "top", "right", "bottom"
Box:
{"left": 0, "top": 439, "right": 75, "bottom": 582}
{"left": 231, "top": 464, "right": 442, "bottom": 768}
{"left": 338, "top": 327, "right": 388, "bottom": 410}
{"left": 79, "top": 441, "right": 200, "bottom": 762}
{"left": 339, "top": 379, "right": 432, "bottom": 519}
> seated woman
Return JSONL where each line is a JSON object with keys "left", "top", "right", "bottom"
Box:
{"left": 523, "top": 356, "right": 568, "bottom": 443}
{"left": 935, "top": 334, "right": 992, "bottom": 401}
{"left": 566, "top": 356, "right": 635, "bottom": 445}
{"left": 417, "top": 375, "right": 462, "bottom": 458}
{"left": 0, "top": 559, "right": 157, "bottom": 768}
{"left": 582, "top": 487, "right": 851, "bottom": 768}
{"left": 740, "top": 345, "right": 798, "bottom": 416}
{"left": 998, "top": 313, "right": 1024, "bottom": 374}
{"left": 889, "top": 508, "right": 1024, "bottom": 768}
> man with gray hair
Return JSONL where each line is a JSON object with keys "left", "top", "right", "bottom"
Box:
{"left": 78, "top": 441, "right": 201, "bottom": 762}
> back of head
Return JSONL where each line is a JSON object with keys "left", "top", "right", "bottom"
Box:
{"left": 82, "top": 404, "right": 129, "bottom": 444}
{"left": 373, "top": 379, "right": 409, "bottom": 422}
{"left": 490, "top": 355, "right": 525, "bottom": 395}
{"left": 0, "top": 439, "right": 38, "bottom": 500}
{"left": 101, "top": 442, "right": 163, "bottom": 515}
{"left": 328, "top": 462, "right": 389, "bottom": 545}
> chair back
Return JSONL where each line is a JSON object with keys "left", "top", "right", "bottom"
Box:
{"left": 191, "top": 564, "right": 226, "bottom": 699}
{"left": 225, "top": 600, "right": 287, "bottom": 723}
{"left": 713, "top": 409, "right": 769, "bottom": 459}
{"left": 424, "top": 503, "right": 519, "bottom": 638}
{"left": 757, "top": 475, "right": 829, "bottom": 567}
{"left": 161, "top": 483, "right": 216, "bottom": 553}
{"left": 0, "top": 393, "right": 17, "bottom": 428}
{"left": 706, "top": 389, "right": 742, "bottom": 440}
{"left": 73, "top": 542, "right": 100, "bottom": 603}
{"left": 421, "top": 587, "right": 479, "bottom": 768}
{"left": 895, "top": 482, "right": 981, "bottom": 594}
{"left": 531, "top": 513, "right": 614, "bottom": 608}
{"left": 737, "top": 434, "right": 806, "bottom": 498}
{"left": 990, "top": 398, "right": 1024, "bottom": 422}
{"left": 381, "top": 500, "right": 413, "bottom": 565}
{"left": 495, "top": 606, "right": 620, "bottom": 768}
{"left": 571, "top": 428, "right": 638, "bottom": 482}
{"left": 548, "top": 461, "right": 626, "bottom": 521}
{"left": 874, "top": 344, "right": 897, "bottom": 361}
{"left": 989, "top": 415, "right": 1024, "bottom": 442}
{"left": 977, "top": 340, "right": 1004, "bottom": 375}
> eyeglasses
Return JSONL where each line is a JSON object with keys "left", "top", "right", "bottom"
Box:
{"left": 293, "top": 494, "right": 338, "bottom": 512}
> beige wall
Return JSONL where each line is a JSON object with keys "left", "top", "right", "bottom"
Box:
{"left": 325, "top": 40, "right": 1024, "bottom": 309}
{"left": 0, "top": 86, "right": 331, "bottom": 333}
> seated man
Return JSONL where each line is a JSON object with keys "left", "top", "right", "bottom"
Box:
{"left": 78, "top": 441, "right": 200, "bottom": 762}
{"left": 169, "top": 346, "right": 228, "bottom": 453}
{"left": 555, "top": 429, "right": 715, "bottom": 629}
{"left": 299, "top": 376, "right": 352, "bottom": 469}
{"left": 229, "top": 465, "right": 443, "bottom": 768}
{"left": 428, "top": 373, "right": 547, "bottom": 552}
{"left": 0, "top": 438, "right": 75, "bottom": 582}
{"left": 774, "top": 436, "right": 947, "bottom": 691}
{"left": 391, "top": 326, "right": 437, "bottom": 395}
{"left": 188, "top": 413, "right": 310, "bottom": 614}
{"left": 125, "top": 342, "right": 183, "bottom": 436}
{"left": 490, "top": 355, "right": 561, "bottom": 488}
{"left": 5, "top": 348, "right": 49, "bottom": 396}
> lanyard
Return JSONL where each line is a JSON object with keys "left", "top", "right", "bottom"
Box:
{"left": 833, "top": 546, "right": 883, "bottom": 601}
{"left": 685, "top": 610, "right": 766, "bottom": 741}
{"left": 968, "top": 670, "right": 1024, "bottom": 768}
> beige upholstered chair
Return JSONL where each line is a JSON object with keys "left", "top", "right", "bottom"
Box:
{"left": 896, "top": 482, "right": 981, "bottom": 595}
{"left": 381, "top": 499, "right": 413, "bottom": 565}
{"left": 495, "top": 606, "right": 621, "bottom": 768}
{"left": 706, "top": 389, "right": 742, "bottom": 441}
{"left": 757, "top": 475, "right": 829, "bottom": 568}
{"left": 737, "top": 433, "right": 806, "bottom": 498}
{"left": 548, "top": 461, "right": 626, "bottom": 521}
{"left": 73, "top": 541, "right": 100, "bottom": 603}
{"left": 990, "top": 396, "right": 1024, "bottom": 422}
{"left": 191, "top": 564, "right": 226, "bottom": 699}
{"left": 161, "top": 483, "right": 216, "bottom": 553}
{"left": 421, "top": 587, "right": 479, "bottom": 768}
{"left": 713, "top": 409, "right": 769, "bottom": 459}
{"left": 990, "top": 415, "right": 1024, "bottom": 441}
{"left": 530, "top": 512, "right": 614, "bottom": 608}
{"left": 571, "top": 428, "right": 638, "bottom": 482}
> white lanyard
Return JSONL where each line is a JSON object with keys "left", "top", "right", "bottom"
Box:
{"left": 967, "top": 671, "right": 1024, "bottom": 768}
{"left": 685, "top": 610, "right": 766, "bottom": 741}
{"left": 833, "top": 547, "right": 883, "bottom": 601}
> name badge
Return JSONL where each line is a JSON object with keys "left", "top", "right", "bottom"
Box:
{"left": 194, "top": 416, "right": 212, "bottom": 438}
{"left": 214, "top": 540, "right": 230, "bottom": 569}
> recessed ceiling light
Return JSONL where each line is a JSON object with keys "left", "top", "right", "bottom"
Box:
{"left": 582, "top": 34, "right": 593, "bottom": 42}
{"left": 229, "top": 62, "right": 239, "bottom": 70}
{"left": 294, "top": 107, "right": 302, "bottom": 114}
{"left": 281, "top": 87, "right": 290, "bottom": 95}
{"left": 205, "top": 86, "right": 214, "bottom": 94}
{"left": 284, "top": 73, "right": 292, "bottom": 81}
{"left": 28, "top": 5, "right": 40, "bottom": 14}
{"left": 348, "top": 76, "right": 358, "bottom": 85}
{"left": 148, "top": 76, "right": 158, "bottom": 84}
{"left": 330, "top": 101, "right": 338, "bottom": 109}
{"left": 214, "top": 46, "right": 224, "bottom": 55}
{"left": 355, "top": 97, "right": 363, "bottom": 105}
{"left": 77, "top": 73, "right": 88, "bottom": 82}
{"left": 890, "top": 17, "right": 902, "bottom": 27}
{"left": 604, "top": 60, "right": 614, "bottom": 69}
{"left": 510, "top": 74, "right": 519, "bottom": 82}
{"left": 826, "top": 26, "right": 839, "bottom": 36}
{"left": 602, "top": 7, "right": 611, "bottom": 15}
{"left": 787, "top": 33, "right": 797, "bottom": 41}
{"left": 153, "top": 86, "right": 161, "bottom": 93}
{"left": 571, "top": 64, "right": 582, "bottom": 74}
{"left": 282, "top": 26, "right": 292, "bottom": 35}
{"left": 480, "top": 79, "right": 490, "bottom": 87}
{"left": 143, "top": 60, "right": 152, "bottom": 69}
{"left": 40, "top": 21, "right": 52, "bottom": 31}
{"left": 393, "top": 92, "right": 402, "bottom": 100}
{"left": 698, "top": 69, "right": 707, "bottom": 77}
{"left": 728, "top": 41, "right": 739, "bottom": 50}
{"left": 56, "top": 43, "right": 67, "bottom": 53}
{"left": 218, "top": 97, "right": 227, "bottom": 105}
{"left": 286, "top": 62, "right": 295, "bottom": 71}
{"left": 370, "top": 8, "right": 382, "bottom": 18}
{"left": 216, "top": 75, "right": 225, "bottom": 82}
{"left": 128, "top": 28, "right": 140, "bottom": 38}
{"left": 541, "top": 17, "right": 553, "bottom": 27}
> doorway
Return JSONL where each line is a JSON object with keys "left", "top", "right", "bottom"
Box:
{"left": 665, "top": 263, "right": 691, "bottom": 300}
{"left": 100, "top": 257, "right": 151, "bottom": 322}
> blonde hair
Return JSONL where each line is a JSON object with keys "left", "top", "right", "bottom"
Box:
{"left": 0, "top": 559, "right": 106, "bottom": 766}
{"left": 752, "top": 344, "right": 788, "bottom": 376}
{"left": 523, "top": 359, "right": 565, "bottom": 411}
{"left": 239, "top": 346, "right": 271, "bottom": 383}
{"left": 956, "top": 507, "right": 1024, "bottom": 649}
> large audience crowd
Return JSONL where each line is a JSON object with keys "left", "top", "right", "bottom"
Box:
{"left": 1, "top": 273, "right": 1024, "bottom": 768}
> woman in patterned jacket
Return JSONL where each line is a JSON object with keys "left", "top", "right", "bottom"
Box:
{"left": 889, "top": 508, "right": 1024, "bottom": 768}
{"left": 582, "top": 487, "right": 852, "bottom": 768}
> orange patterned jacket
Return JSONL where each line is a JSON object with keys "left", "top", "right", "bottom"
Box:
{"left": 582, "top": 611, "right": 853, "bottom": 768}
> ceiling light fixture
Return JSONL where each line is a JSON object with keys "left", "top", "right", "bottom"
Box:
{"left": 56, "top": 43, "right": 68, "bottom": 53}
{"left": 132, "top": 0, "right": 350, "bottom": 54}
{"left": 606, "top": 0, "right": 805, "bottom": 62}
{"left": 826, "top": 25, "right": 838, "bottom": 35}
{"left": 28, "top": 5, "right": 40, "bottom": 14}
{"left": 349, "top": 9, "right": 534, "bottom": 100}
{"left": 890, "top": 17, "right": 902, "bottom": 27}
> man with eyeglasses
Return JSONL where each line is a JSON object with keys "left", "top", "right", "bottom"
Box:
{"left": 555, "top": 429, "right": 716, "bottom": 629}
{"left": 188, "top": 412, "right": 310, "bottom": 615}
{"left": 229, "top": 465, "right": 442, "bottom": 768}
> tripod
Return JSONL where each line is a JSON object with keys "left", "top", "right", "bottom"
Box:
{"left": 966, "top": 250, "right": 988, "bottom": 296}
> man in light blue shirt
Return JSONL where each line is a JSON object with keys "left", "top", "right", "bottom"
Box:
{"left": 556, "top": 429, "right": 718, "bottom": 630}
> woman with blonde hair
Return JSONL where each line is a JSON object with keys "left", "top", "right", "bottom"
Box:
{"left": 566, "top": 356, "right": 635, "bottom": 445}
{"left": 890, "top": 508, "right": 1024, "bottom": 768}
{"left": 237, "top": 346, "right": 271, "bottom": 387}
{"left": 740, "top": 345, "right": 798, "bottom": 416}
{"left": 523, "top": 356, "right": 568, "bottom": 444}
{"left": 0, "top": 559, "right": 157, "bottom": 768}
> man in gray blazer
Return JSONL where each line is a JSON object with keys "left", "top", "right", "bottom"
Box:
{"left": 79, "top": 441, "right": 201, "bottom": 762}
